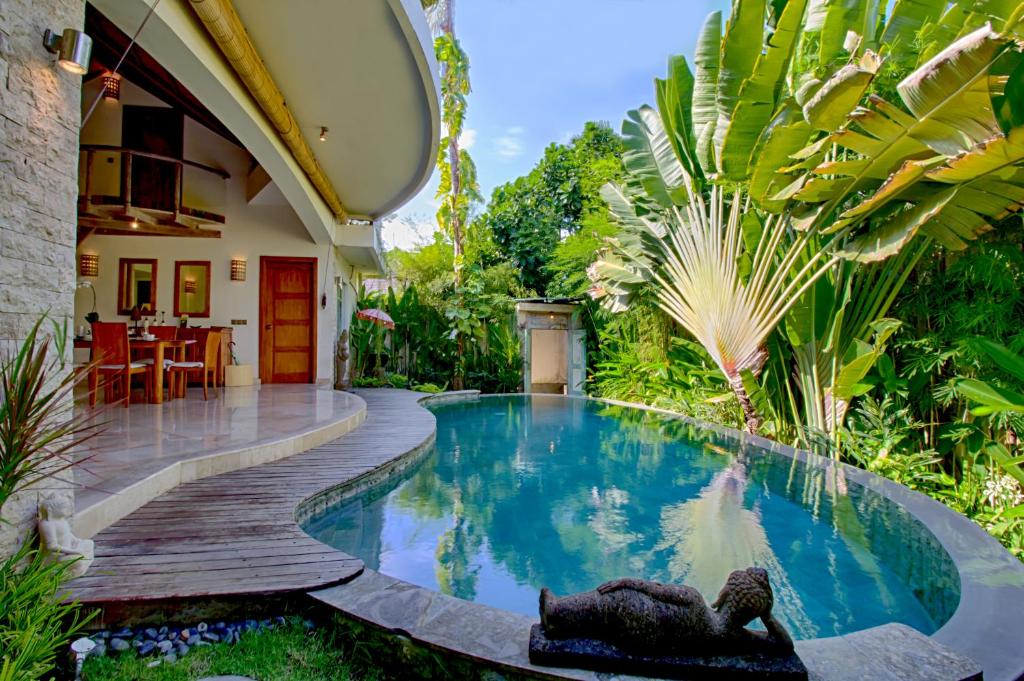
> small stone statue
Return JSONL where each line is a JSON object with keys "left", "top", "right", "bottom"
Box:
{"left": 531, "top": 568, "right": 806, "bottom": 679}
{"left": 334, "top": 329, "right": 350, "bottom": 391}
{"left": 38, "top": 494, "right": 94, "bottom": 578}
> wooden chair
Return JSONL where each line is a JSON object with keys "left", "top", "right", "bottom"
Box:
{"left": 148, "top": 326, "right": 178, "bottom": 340}
{"left": 167, "top": 331, "right": 221, "bottom": 400}
{"left": 136, "top": 326, "right": 181, "bottom": 399}
{"left": 88, "top": 322, "right": 152, "bottom": 407}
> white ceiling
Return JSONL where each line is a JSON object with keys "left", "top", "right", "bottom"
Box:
{"left": 232, "top": 0, "right": 440, "bottom": 219}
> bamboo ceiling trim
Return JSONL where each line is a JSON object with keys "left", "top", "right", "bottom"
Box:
{"left": 188, "top": 0, "right": 347, "bottom": 222}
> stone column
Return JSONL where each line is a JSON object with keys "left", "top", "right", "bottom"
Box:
{"left": 0, "top": 0, "right": 85, "bottom": 557}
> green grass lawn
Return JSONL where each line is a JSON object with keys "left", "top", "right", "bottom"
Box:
{"left": 82, "top": 621, "right": 384, "bottom": 681}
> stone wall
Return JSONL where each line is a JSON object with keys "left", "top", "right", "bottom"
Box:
{"left": 0, "top": 0, "right": 84, "bottom": 556}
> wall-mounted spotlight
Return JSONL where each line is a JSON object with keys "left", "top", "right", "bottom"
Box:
{"left": 79, "top": 253, "right": 99, "bottom": 277}
{"left": 319, "top": 126, "right": 328, "bottom": 142}
{"left": 42, "top": 28, "right": 93, "bottom": 75}
{"left": 102, "top": 73, "right": 121, "bottom": 100}
{"left": 230, "top": 258, "right": 247, "bottom": 281}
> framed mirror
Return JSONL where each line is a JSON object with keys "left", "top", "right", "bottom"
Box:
{"left": 174, "top": 260, "right": 211, "bottom": 318}
{"left": 117, "top": 258, "right": 158, "bottom": 315}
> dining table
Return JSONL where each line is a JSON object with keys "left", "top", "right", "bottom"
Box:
{"left": 74, "top": 337, "right": 196, "bottom": 404}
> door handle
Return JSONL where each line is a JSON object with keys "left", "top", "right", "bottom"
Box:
{"left": 264, "top": 323, "right": 272, "bottom": 330}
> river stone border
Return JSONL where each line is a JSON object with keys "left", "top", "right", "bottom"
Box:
{"left": 300, "top": 391, "right": 1020, "bottom": 680}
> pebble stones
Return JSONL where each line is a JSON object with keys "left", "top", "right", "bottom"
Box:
{"left": 80, "top": 616, "right": 288, "bottom": 665}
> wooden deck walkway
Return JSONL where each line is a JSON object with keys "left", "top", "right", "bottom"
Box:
{"left": 68, "top": 390, "right": 436, "bottom": 606}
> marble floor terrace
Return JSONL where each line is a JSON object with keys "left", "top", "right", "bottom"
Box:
{"left": 71, "top": 384, "right": 366, "bottom": 539}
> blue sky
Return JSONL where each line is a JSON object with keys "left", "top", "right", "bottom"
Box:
{"left": 384, "top": 0, "right": 730, "bottom": 249}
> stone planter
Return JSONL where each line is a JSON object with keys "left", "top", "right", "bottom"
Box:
{"left": 224, "top": 364, "right": 254, "bottom": 387}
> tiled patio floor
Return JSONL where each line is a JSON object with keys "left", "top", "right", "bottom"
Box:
{"left": 72, "top": 384, "right": 365, "bottom": 537}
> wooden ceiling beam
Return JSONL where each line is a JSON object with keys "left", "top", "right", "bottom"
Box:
{"left": 78, "top": 216, "right": 221, "bottom": 239}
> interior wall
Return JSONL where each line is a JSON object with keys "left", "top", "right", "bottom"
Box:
{"left": 76, "top": 78, "right": 350, "bottom": 381}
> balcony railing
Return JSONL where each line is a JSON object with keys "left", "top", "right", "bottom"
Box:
{"left": 78, "top": 145, "right": 230, "bottom": 229}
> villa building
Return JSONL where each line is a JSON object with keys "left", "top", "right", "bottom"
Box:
{"left": 0, "top": 0, "right": 439, "bottom": 552}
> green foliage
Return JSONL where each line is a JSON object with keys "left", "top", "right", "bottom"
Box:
{"left": 82, "top": 619, "right": 384, "bottom": 681}
{"left": 479, "top": 122, "right": 624, "bottom": 293}
{"left": 545, "top": 215, "right": 618, "bottom": 298}
{"left": 434, "top": 31, "right": 481, "bottom": 271}
{"left": 1, "top": 542, "right": 94, "bottom": 680}
{"left": 0, "top": 316, "right": 100, "bottom": 513}
{"left": 582, "top": 0, "right": 1024, "bottom": 558}
{"left": 411, "top": 382, "right": 447, "bottom": 394}
{"left": 349, "top": 271, "right": 523, "bottom": 394}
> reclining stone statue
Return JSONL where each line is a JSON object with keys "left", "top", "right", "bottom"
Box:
{"left": 38, "top": 494, "right": 94, "bottom": 578}
{"left": 530, "top": 567, "right": 806, "bottom": 679}
{"left": 538, "top": 567, "right": 794, "bottom": 656}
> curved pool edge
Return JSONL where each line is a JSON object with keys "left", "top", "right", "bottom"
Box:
{"left": 298, "top": 391, "right": 1013, "bottom": 680}
{"left": 591, "top": 395, "right": 1024, "bottom": 681}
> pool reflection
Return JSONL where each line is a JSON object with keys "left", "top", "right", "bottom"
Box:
{"left": 302, "top": 396, "right": 958, "bottom": 639}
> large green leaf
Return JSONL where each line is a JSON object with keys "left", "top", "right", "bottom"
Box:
{"left": 719, "top": 0, "right": 808, "bottom": 180}
{"left": 693, "top": 11, "right": 722, "bottom": 174}
{"left": 748, "top": 101, "right": 814, "bottom": 209}
{"left": 818, "top": 0, "right": 870, "bottom": 64}
{"left": 897, "top": 25, "right": 1010, "bottom": 155}
{"left": 959, "top": 378, "right": 1024, "bottom": 414}
{"left": 975, "top": 338, "right": 1024, "bottom": 384}
{"left": 802, "top": 52, "right": 881, "bottom": 131}
{"left": 835, "top": 186, "right": 956, "bottom": 262}
{"left": 713, "top": 0, "right": 767, "bottom": 174}
{"left": 656, "top": 56, "right": 704, "bottom": 182}
{"left": 621, "top": 106, "right": 690, "bottom": 208}
{"left": 880, "top": 0, "right": 946, "bottom": 48}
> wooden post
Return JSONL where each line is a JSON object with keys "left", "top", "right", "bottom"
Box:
{"left": 122, "top": 151, "right": 133, "bottom": 212}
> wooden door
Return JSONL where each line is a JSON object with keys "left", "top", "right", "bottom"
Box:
{"left": 122, "top": 105, "right": 183, "bottom": 211}
{"left": 259, "top": 257, "right": 317, "bottom": 383}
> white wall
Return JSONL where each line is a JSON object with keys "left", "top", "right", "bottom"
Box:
{"left": 76, "top": 78, "right": 351, "bottom": 381}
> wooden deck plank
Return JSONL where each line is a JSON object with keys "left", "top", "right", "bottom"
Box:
{"left": 68, "top": 390, "right": 435, "bottom": 606}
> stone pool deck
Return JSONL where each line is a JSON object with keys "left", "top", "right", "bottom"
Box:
{"left": 68, "top": 389, "right": 1018, "bottom": 680}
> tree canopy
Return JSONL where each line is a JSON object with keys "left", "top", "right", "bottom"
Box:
{"left": 478, "top": 122, "right": 624, "bottom": 293}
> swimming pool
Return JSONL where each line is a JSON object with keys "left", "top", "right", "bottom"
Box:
{"left": 302, "top": 395, "right": 960, "bottom": 640}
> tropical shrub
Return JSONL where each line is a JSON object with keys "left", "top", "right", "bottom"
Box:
{"left": 579, "top": 0, "right": 1024, "bottom": 559}
{"left": 1, "top": 542, "right": 92, "bottom": 679}
{"left": 0, "top": 317, "right": 97, "bottom": 679}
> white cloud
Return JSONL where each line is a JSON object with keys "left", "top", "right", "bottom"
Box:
{"left": 381, "top": 213, "right": 436, "bottom": 251}
{"left": 457, "top": 127, "right": 477, "bottom": 150}
{"left": 494, "top": 126, "right": 525, "bottom": 160}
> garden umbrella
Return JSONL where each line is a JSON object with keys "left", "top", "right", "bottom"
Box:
{"left": 356, "top": 308, "right": 395, "bottom": 330}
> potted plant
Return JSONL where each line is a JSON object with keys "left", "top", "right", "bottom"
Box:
{"left": 224, "top": 341, "right": 253, "bottom": 387}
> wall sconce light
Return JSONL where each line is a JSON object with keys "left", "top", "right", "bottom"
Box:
{"left": 230, "top": 258, "right": 247, "bottom": 281}
{"left": 184, "top": 278, "right": 197, "bottom": 294}
{"left": 79, "top": 253, "right": 99, "bottom": 277}
{"left": 102, "top": 73, "right": 120, "bottom": 100}
{"left": 319, "top": 126, "right": 328, "bottom": 142}
{"left": 42, "top": 28, "right": 93, "bottom": 75}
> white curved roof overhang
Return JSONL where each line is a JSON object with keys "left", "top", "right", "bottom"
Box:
{"left": 90, "top": 0, "right": 441, "bottom": 244}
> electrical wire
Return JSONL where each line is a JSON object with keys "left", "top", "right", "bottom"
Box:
{"left": 81, "top": 0, "right": 162, "bottom": 129}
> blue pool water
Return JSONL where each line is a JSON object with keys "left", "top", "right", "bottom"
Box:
{"left": 302, "top": 396, "right": 960, "bottom": 639}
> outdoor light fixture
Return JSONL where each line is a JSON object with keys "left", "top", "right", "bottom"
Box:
{"left": 79, "top": 253, "right": 99, "bottom": 277}
{"left": 319, "top": 126, "right": 328, "bottom": 142}
{"left": 230, "top": 258, "right": 247, "bottom": 281}
{"left": 102, "top": 73, "right": 120, "bottom": 100}
{"left": 42, "top": 28, "right": 93, "bottom": 75}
